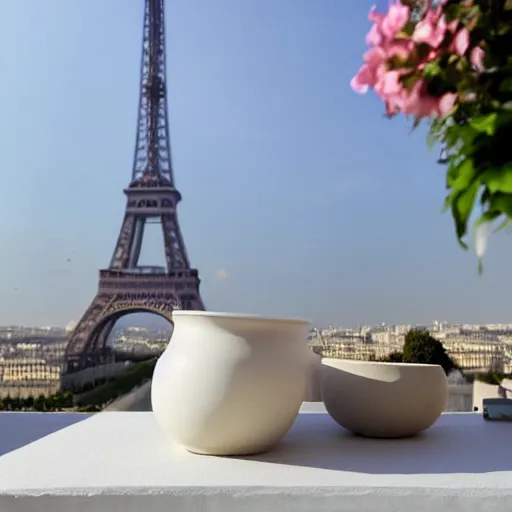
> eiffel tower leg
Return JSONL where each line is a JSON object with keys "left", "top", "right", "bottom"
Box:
{"left": 86, "top": 316, "right": 118, "bottom": 366}
{"left": 161, "top": 213, "right": 190, "bottom": 270}
{"left": 98, "top": 317, "right": 118, "bottom": 364}
{"left": 129, "top": 218, "right": 146, "bottom": 268}
{"left": 180, "top": 294, "right": 205, "bottom": 311}
{"left": 96, "top": 316, "right": 117, "bottom": 351}
{"left": 65, "top": 293, "right": 117, "bottom": 371}
{"left": 110, "top": 215, "right": 136, "bottom": 270}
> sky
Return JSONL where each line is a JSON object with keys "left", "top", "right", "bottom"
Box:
{"left": 0, "top": 0, "right": 511, "bottom": 329}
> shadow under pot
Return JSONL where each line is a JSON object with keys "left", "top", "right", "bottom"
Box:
{"left": 320, "top": 358, "right": 448, "bottom": 439}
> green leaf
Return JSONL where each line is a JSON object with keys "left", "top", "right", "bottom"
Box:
{"left": 401, "top": 73, "right": 420, "bottom": 90}
{"left": 416, "top": 43, "right": 433, "bottom": 63}
{"left": 480, "top": 187, "right": 490, "bottom": 205}
{"left": 493, "top": 216, "right": 510, "bottom": 233}
{"left": 451, "top": 180, "right": 480, "bottom": 247}
{"left": 388, "top": 55, "right": 409, "bottom": 70}
{"left": 469, "top": 113, "right": 499, "bottom": 135}
{"left": 475, "top": 210, "right": 502, "bottom": 228}
{"left": 445, "top": 63, "right": 463, "bottom": 84}
{"left": 489, "top": 192, "right": 512, "bottom": 218}
{"left": 443, "top": 124, "right": 477, "bottom": 150}
{"left": 449, "top": 158, "right": 477, "bottom": 191}
{"left": 426, "top": 131, "right": 438, "bottom": 149}
{"left": 401, "top": 21, "right": 416, "bottom": 37}
{"left": 499, "top": 78, "right": 512, "bottom": 92}
{"left": 423, "top": 61, "right": 441, "bottom": 78}
{"left": 497, "top": 24, "right": 512, "bottom": 36}
{"left": 442, "top": 194, "right": 451, "bottom": 213}
{"left": 480, "top": 165, "right": 512, "bottom": 193}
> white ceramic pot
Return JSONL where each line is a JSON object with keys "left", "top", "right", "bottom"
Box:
{"left": 321, "top": 359, "right": 448, "bottom": 438}
{"left": 151, "top": 311, "right": 310, "bottom": 456}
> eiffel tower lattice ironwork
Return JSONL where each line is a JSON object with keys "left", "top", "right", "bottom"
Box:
{"left": 65, "top": 0, "right": 205, "bottom": 372}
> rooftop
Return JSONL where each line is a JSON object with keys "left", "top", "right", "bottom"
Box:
{"left": 1, "top": 403, "right": 511, "bottom": 512}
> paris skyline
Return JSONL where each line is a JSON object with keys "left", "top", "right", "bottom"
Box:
{"left": 0, "top": 0, "right": 511, "bottom": 329}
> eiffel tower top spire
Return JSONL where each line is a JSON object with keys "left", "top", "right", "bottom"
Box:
{"left": 131, "top": 0, "right": 174, "bottom": 189}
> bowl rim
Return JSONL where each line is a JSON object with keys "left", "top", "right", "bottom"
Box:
{"left": 321, "top": 358, "right": 443, "bottom": 369}
{"left": 172, "top": 310, "right": 311, "bottom": 325}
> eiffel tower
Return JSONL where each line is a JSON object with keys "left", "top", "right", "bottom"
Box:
{"left": 65, "top": 0, "right": 205, "bottom": 372}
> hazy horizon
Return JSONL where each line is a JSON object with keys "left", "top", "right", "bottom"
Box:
{"left": 1, "top": 0, "right": 511, "bottom": 329}
{"left": 3, "top": 313, "right": 510, "bottom": 332}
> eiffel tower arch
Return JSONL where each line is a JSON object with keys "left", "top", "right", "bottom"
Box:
{"left": 70, "top": 289, "right": 180, "bottom": 369}
{"left": 64, "top": 0, "right": 205, "bottom": 372}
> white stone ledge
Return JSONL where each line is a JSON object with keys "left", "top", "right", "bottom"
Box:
{"left": 0, "top": 412, "right": 90, "bottom": 457}
{"left": 0, "top": 403, "right": 511, "bottom": 512}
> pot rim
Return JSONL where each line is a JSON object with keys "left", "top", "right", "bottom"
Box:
{"left": 172, "top": 310, "right": 310, "bottom": 325}
{"left": 321, "top": 358, "right": 442, "bottom": 369}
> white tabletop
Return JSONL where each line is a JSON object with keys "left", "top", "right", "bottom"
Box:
{"left": 0, "top": 403, "right": 511, "bottom": 512}
{"left": 0, "top": 412, "right": 90, "bottom": 457}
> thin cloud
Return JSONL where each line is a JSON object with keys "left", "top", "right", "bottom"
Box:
{"left": 214, "top": 269, "right": 230, "bottom": 281}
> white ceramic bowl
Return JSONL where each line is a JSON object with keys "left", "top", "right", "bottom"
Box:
{"left": 321, "top": 358, "right": 448, "bottom": 438}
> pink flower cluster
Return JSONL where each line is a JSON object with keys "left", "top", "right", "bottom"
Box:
{"left": 351, "top": 2, "right": 483, "bottom": 119}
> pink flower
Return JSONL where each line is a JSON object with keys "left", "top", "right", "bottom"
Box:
{"left": 384, "top": 40, "right": 414, "bottom": 60}
{"left": 350, "top": 56, "right": 387, "bottom": 94}
{"left": 437, "top": 93, "right": 457, "bottom": 117}
{"left": 368, "top": 5, "right": 385, "bottom": 24}
{"left": 365, "top": 4, "right": 410, "bottom": 47}
{"left": 470, "top": 46, "right": 485, "bottom": 72}
{"left": 350, "top": 74, "right": 368, "bottom": 94}
{"left": 375, "top": 70, "right": 403, "bottom": 97}
{"left": 402, "top": 83, "right": 458, "bottom": 119}
{"left": 363, "top": 47, "right": 386, "bottom": 67}
{"left": 351, "top": 47, "right": 388, "bottom": 94}
{"left": 365, "top": 6, "right": 387, "bottom": 47}
{"left": 365, "top": 23, "right": 383, "bottom": 46}
{"left": 447, "top": 20, "right": 459, "bottom": 33}
{"left": 381, "top": 3, "right": 410, "bottom": 39}
{"left": 398, "top": 79, "right": 455, "bottom": 119}
{"left": 401, "top": 80, "right": 439, "bottom": 117}
{"left": 350, "top": 69, "right": 370, "bottom": 94}
{"left": 451, "top": 28, "right": 469, "bottom": 56}
{"left": 352, "top": 0, "right": 460, "bottom": 122}
{"left": 417, "top": 48, "right": 441, "bottom": 70}
{"left": 412, "top": 10, "right": 447, "bottom": 48}
{"left": 385, "top": 100, "right": 402, "bottom": 116}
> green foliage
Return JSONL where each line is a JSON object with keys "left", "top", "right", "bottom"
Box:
{"left": 74, "top": 358, "right": 156, "bottom": 407}
{"left": 402, "top": 329, "right": 458, "bottom": 375}
{"left": 0, "top": 395, "right": 13, "bottom": 411}
{"left": 0, "top": 359, "right": 156, "bottom": 412}
{"left": 379, "top": 351, "right": 404, "bottom": 363}
{"left": 0, "top": 391, "right": 73, "bottom": 412}
{"left": 374, "top": 330, "right": 458, "bottom": 374}
{"left": 476, "top": 369, "right": 512, "bottom": 385}
{"left": 422, "top": 0, "right": 512, "bottom": 260}
{"left": 76, "top": 404, "right": 102, "bottom": 413}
